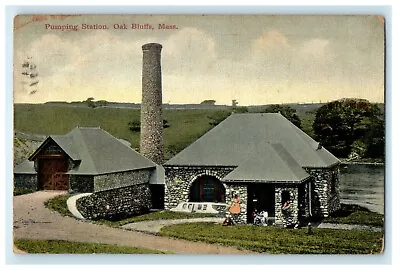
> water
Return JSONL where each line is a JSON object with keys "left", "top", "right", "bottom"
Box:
{"left": 339, "top": 164, "right": 384, "bottom": 214}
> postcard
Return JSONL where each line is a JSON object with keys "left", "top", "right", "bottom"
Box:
{"left": 13, "top": 14, "right": 385, "bottom": 255}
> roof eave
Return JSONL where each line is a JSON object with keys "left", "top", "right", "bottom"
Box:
{"left": 303, "top": 161, "right": 341, "bottom": 170}
{"left": 222, "top": 176, "right": 311, "bottom": 184}
{"left": 67, "top": 165, "right": 156, "bottom": 176}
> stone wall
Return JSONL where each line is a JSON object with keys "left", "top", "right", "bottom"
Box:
{"left": 14, "top": 173, "right": 37, "bottom": 190}
{"left": 306, "top": 166, "right": 340, "bottom": 217}
{"left": 94, "top": 169, "right": 152, "bottom": 192}
{"left": 76, "top": 183, "right": 152, "bottom": 220}
{"left": 225, "top": 184, "right": 247, "bottom": 224}
{"left": 69, "top": 175, "right": 94, "bottom": 193}
{"left": 164, "top": 166, "right": 235, "bottom": 209}
{"left": 274, "top": 186, "right": 299, "bottom": 226}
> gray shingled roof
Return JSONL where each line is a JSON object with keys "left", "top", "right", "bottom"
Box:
{"left": 14, "top": 160, "right": 36, "bottom": 174}
{"left": 29, "top": 127, "right": 156, "bottom": 175}
{"left": 166, "top": 113, "right": 340, "bottom": 168}
{"left": 223, "top": 143, "right": 310, "bottom": 183}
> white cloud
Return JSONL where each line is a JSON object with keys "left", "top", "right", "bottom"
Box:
{"left": 252, "top": 30, "right": 290, "bottom": 52}
{"left": 298, "top": 38, "right": 334, "bottom": 62}
{"left": 162, "top": 27, "right": 217, "bottom": 74}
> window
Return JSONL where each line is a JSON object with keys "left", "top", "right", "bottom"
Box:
{"left": 189, "top": 175, "right": 225, "bottom": 202}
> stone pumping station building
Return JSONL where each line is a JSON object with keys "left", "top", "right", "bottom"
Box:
{"left": 164, "top": 113, "right": 341, "bottom": 225}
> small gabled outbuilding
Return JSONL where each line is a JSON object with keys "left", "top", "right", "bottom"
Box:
{"left": 164, "top": 113, "right": 341, "bottom": 225}
{"left": 14, "top": 127, "right": 165, "bottom": 219}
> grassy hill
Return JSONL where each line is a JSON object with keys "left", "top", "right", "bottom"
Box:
{"left": 14, "top": 104, "right": 231, "bottom": 161}
{"left": 17, "top": 102, "right": 363, "bottom": 161}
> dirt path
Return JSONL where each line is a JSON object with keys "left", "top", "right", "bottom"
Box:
{"left": 13, "top": 191, "right": 253, "bottom": 254}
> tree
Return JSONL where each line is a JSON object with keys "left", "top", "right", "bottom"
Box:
{"left": 128, "top": 119, "right": 171, "bottom": 132}
{"left": 85, "top": 97, "right": 96, "bottom": 108}
{"left": 313, "top": 99, "right": 384, "bottom": 158}
{"left": 200, "top": 100, "right": 216, "bottom": 105}
{"left": 263, "top": 104, "right": 302, "bottom": 128}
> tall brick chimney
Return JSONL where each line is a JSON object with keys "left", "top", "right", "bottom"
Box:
{"left": 140, "top": 43, "right": 163, "bottom": 164}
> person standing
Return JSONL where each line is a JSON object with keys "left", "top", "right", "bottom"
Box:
{"left": 282, "top": 199, "right": 291, "bottom": 228}
{"left": 228, "top": 194, "right": 241, "bottom": 223}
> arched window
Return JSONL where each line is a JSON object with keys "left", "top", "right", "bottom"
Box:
{"left": 189, "top": 175, "right": 225, "bottom": 202}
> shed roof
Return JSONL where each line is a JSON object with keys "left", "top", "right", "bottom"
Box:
{"left": 223, "top": 143, "right": 310, "bottom": 183}
{"left": 29, "top": 127, "right": 156, "bottom": 175}
{"left": 14, "top": 160, "right": 36, "bottom": 174}
{"left": 166, "top": 113, "right": 339, "bottom": 168}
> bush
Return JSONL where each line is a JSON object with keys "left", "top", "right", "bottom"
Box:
{"left": 323, "top": 204, "right": 384, "bottom": 227}
{"left": 13, "top": 188, "right": 35, "bottom": 196}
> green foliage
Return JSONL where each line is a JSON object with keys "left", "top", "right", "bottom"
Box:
{"left": 323, "top": 204, "right": 384, "bottom": 227}
{"left": 263, "top": 104, "right": 302, "bottom": 128}
{"left": 363, "top": 117, "right": 385, "bottom": 158}
{"left": 44, "top": 194, "right": 73, "bottom": 217}
{"left": 313, "top": 99, "right": 384, "bottom": 158}
{"left": 85, "top": 97, "right": 96, "bottom": 108}
{"left": 234, "top": 106, "right": 249, "bottom": 113}
{"left": 128, "top": 120, "right": 141, "bottom": 132}
{"left": 163, "top": 119, "right": 170, "bottom": 128}
{"left": 14, "top": 239, "right": 169, "bottom": 254}
{"left": 160, "top": 222, "right": 383, "bottom": 254}
{"left": 129, "top": 119, "right": 170, "bottom": 132}
{"left": 207, "top": 110, "right": 231, "bottom": 127}
{"left": 13, "top": 188, "right": 35, "bottom": 196}
{"left": 200, "top": 100, "right": 216, "bottom": 105}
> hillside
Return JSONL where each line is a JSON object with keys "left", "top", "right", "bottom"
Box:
{"left": 14, "top": 104, "right": 232, "bottom": 161}
{"left": 14, "top": 102, "right": 384, "bottom": 163}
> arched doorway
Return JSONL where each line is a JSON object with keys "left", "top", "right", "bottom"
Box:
{"left": 189, "top": 175, "right": 225, "bottom": 202}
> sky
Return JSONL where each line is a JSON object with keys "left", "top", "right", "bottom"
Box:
{"left": 13, "top": 14, "right": 385, "bottom": 106}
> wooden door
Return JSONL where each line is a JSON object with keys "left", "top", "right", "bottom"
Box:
{"left": 39, "top": 158, "right": 69, "bottom": 190}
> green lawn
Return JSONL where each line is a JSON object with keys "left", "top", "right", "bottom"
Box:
{"left": 44, "top": 194, "right": 74, "bottom": 217}
{"left": 14, "top": 239, "right": 170, "bottom": 254}
{"left": 96, "top": 211, "right": 217, "bottom": 227}
{"left": 160, "top": 222, "right": 383, "bottom": 254}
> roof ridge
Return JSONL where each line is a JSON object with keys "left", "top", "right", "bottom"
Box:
{"left": 270, "top": 143, "right": 309, "bottom": 180}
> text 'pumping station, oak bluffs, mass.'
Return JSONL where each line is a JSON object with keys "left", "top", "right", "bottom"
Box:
{"left": 44, "top": 23, "right": 179, "bottom": 31}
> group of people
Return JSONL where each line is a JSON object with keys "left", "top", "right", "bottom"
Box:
{"left": 222, "top": 194, "right": 293, "bottom": 227}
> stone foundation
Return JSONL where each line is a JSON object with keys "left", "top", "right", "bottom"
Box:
{"left": 94, "top": 169, "right": 151, "bottom": 192}
{"left": 69, "top": 175, "right": 94, "bottom": 193}
{"left": 76, "top": 183, "right": 152, "bottom": 220}
{"left": 14, "top": 173, "right": 37, "bottom": 190}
